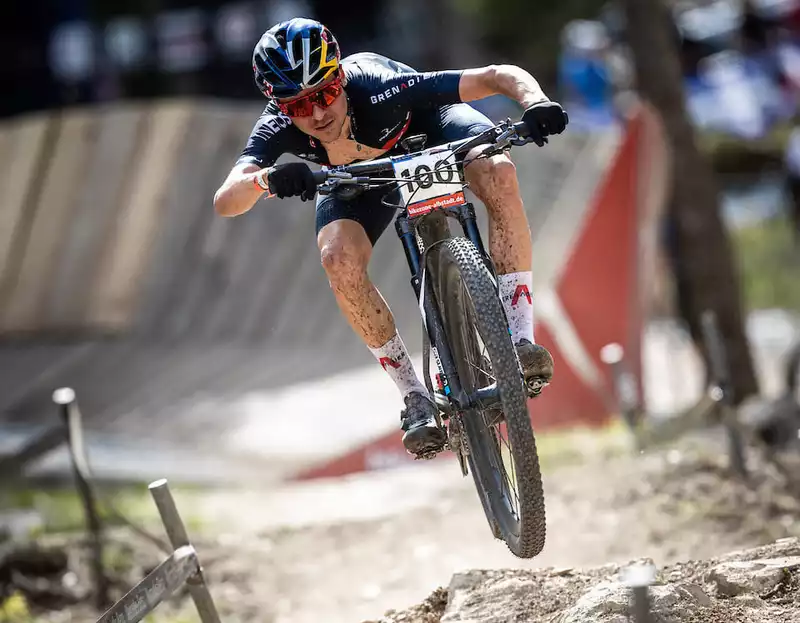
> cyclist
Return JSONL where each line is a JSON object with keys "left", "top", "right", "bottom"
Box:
{"left": 213, "top": 18, "right": 569, "bottom": 456}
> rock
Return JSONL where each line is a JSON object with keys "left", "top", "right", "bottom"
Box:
{"left": 731, "top": 594, "right": 766, "bottom": 609}
{"left": 392, "top": 538, "right": 800, "bottom": 623}
{"left": 556, "top": 580, "right": 709, "bottom": 623}
{"left": 718, "top": 537, "right": 800, "bottom": 562}
{"left": 705, "top": 557, "right": 800, "bottom": 597}
{"left": 442, "top": 574, "right": 539, "bottom": 623}
{"left": 674, "top": 583, "right": 713, "bottom": 607}
{"left": 446, "top": 571, "right": 488, "bottom": 594}
{"left": 555, "top": 582, "right": 629, "bottom": 623}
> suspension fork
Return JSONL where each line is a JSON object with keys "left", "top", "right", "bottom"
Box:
{"left": 395, "top": 214, "right": 468, "bottom": 408}
{"left": 447, "top": 202, "right": 487, "bottom": 257}
{"left": 445, "top": 201, "right": 498, "bottom": 278}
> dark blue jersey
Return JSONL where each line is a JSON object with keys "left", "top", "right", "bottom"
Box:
{"left": 235, "top": 52, "right": 464, "bottom": 168}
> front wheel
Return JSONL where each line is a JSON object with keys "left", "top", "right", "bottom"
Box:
{"left": 428, "top": 237, "right": 546, "bottom": 558}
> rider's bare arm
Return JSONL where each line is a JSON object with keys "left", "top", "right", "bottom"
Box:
{"left": 458, "top": 65, "right": 549, "bottom": 108}
{"left": 213, "top": 162, "right": 272, "bottom": 217}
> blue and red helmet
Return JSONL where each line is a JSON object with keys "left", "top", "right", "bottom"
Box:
{"left": 252, "top": 18, "right": 341, "bottom": 100}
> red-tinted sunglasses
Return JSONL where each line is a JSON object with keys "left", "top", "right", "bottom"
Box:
{"left": 277, "top": 75, "right": 344, "bottom": 117}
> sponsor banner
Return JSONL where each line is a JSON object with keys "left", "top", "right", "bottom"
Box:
{"left": 408, "top": 191, "right": 466, "bottom": 217}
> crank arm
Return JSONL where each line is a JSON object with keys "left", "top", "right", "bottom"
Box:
{"left": 465, "top": 382, "right": 501, "bottom": 411}
{"left": 434, "top": 392, "right": 454, "bottom": 415}
{"left": 434, "top": 383, "right": 500, "bottom": 416}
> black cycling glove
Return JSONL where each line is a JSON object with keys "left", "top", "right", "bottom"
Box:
{"left": 267, "top": 162, "right": 317, "bottom": 201}
{"left": 521, "top": 101, "right": 569, "bottom": 147}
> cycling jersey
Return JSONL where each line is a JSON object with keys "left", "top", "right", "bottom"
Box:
{"left": 315, "top": 101, "right": 494, "bottom": 245}
{"left": 236, "top": 52, "right": 465, "bottom": 168}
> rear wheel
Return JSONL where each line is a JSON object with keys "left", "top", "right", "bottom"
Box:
{"left": 428, "top": 237, "right": 546, "bottom": 558}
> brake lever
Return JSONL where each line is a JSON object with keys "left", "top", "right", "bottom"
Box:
{"left": 333, "top": 185, "right": 364, "bottom": 200}
{"left": 318, "top": 181, "right": 338, "bottom": 195}
{"left": 510, "top": 136, "right": 536, "bottom": 147}
{"left": 505, "top": 133, "right": 547, "bottom": 148}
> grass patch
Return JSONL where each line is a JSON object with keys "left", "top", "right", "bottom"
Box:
{"left": 1, "top": 484, "right": 209, "bottom": 537}
{"left": 0, "top": 593, "right": 30, "bottom": 623}
{"left": 730, "top": 214, "right": 800, "bottom": 312}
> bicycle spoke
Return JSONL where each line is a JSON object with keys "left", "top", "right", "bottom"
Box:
{"left": 466, "top": 358, "right": 495, "bottom": 382}
{"left": 472, "top": 322, "right": 496, "bottom": 380}
{"left": 463, "top": 318, "right": 496, "bottom": 381}
{"left": 493, "top": 439, "right": 519, "bottom": 516}
{"left": 490, "top": 423, "right": 520, "bottom": 516}
{"left": 474, "top": 376, "right": 520, "bottom": 519}
{"left": 474, "top": 400, "right": 520, "bottom": 514}
{"left": 496, "top": 425, "right": 521, "bottom": 512}
{"left": 457, "top": 279, "right": 524, "bottom": 518}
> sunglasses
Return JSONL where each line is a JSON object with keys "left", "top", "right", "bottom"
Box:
{"left": 276, "top": 75, "right": 344, "bottom": 117}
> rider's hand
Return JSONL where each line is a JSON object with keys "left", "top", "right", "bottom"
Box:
{"left": 267, "top": 162, "right": 317, "bottom": 201}
{"left": 521, "top": 101, "right": 569, "bottom": 147}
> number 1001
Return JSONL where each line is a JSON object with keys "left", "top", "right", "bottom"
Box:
{"left": 399, "top": 159, "right": 456, "bottom": 193}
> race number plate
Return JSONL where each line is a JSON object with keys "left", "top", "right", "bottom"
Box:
{"left": 392, "top": 149, "right": 466, "bottom": 217}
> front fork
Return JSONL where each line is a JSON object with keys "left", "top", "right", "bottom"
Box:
{"left": 394, "top": 202, "right": 494, "bottom": 412}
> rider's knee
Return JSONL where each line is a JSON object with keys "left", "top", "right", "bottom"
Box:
{"left": 464, "top": 151, "right": 518, "bottom": 191}
{"left": 319, "top": 240, "right": 367, "bottom": 280}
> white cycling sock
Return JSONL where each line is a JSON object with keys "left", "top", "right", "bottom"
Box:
{"left": 369, "top": 332, "right": 428, "bottom": 398}
{"left": 498, "top": 271, "right": 535, "bottom": 345}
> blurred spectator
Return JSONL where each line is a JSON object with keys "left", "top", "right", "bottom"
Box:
{"left": 673, "top": 0, "right": 741, "bottom": 78}
{"left": 557, "top": 19, "right": 617, "bottom": 129}
{"left": 695, "top": 50, "right": 776, "bottom": 139}
{"left": 742, "top": 0, "right": 800, "bottom": 98}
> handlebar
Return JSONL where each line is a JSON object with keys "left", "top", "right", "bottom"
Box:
{"left": 312, "top": 118, "right": 532, "bottom": 192}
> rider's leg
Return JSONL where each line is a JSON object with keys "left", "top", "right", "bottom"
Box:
{"left": 463, "top": 147, "right": 554, "bottom": 387}
{"left": 464, "top": 151, "right": 531, "bottom": 274}
{"left": 317, "top": 219, "right": 426, "bottom": 396}
{"left": 408, "top": 102, "right": 554, "bottom": 393}
{"left": 463, "top": 149, "right": 534, "bottom": 341}
{"left": 315, "top": 194, "right": 447, "bottom": 453}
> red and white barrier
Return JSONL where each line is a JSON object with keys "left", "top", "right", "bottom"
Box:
{"left": 292, "top": 103, "right": 669, "bottom": 481}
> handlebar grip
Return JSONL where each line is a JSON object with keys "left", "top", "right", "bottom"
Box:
{"left": 312, "top": 170, "right": 329, "bottom": 184}
{"left": 513, "top": 120, "right": 530, "bottom": 139}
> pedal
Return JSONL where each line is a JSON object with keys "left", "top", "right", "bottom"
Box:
{"left": 413, "top": 446, "right": 446, "bottom": 460}
{"left": 448, "top": 423, "right": 465, "bottom": 456}
{"left": 526, "top": 376, "right": 549, "bottom": 398}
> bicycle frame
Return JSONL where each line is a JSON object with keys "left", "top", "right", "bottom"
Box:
{"left": 395, "top": 198, "right": 501, "bottom": 416}
{"left": 315, "top": 118, "right": 531, "bottom": 417}
{"left": 314, "top": 117, "right": 547, "bottom": 552}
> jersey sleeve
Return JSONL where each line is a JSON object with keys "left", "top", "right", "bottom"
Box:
{"left": 234, "top": 106, "right": 296, "bottom": 168}
{"left": 371, "top": 70, "right": 464, "bottom": 109}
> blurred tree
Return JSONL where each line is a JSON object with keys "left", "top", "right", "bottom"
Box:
{"left": 455, "top": 0, "right": 608, "bottom": 90}
{"left": 621, "top": 0, "right": 758, "bottom": 404}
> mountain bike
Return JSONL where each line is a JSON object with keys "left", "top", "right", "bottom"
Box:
{"left": 312, "top": 118, "right": 548, "bottom": 558}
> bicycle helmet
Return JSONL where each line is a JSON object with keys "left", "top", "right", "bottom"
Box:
{"left": 252, "top": 18, "right": 341, "bottom": 99}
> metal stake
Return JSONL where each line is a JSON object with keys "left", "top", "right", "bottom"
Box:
{"left": 53, "top": 387, "right": 109, "bottom": 610}
{"left": 148, "top": 479, "right": 221, "bottom": 623}
{"left": 701, "top": 310, "right": 748, "bottom": 478}
{"left": 600, "top": 343, "right": 642, "bottom": 448}
{"left": 622, "top": 562, "right": 657, "bottom": 623}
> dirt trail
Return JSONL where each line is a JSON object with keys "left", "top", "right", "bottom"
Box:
{"left": 185, "top": 433, "right": 800, "bottom": 623}
{"left": 21, "top": 431, "right": 800, "bottom": 623}
{"left": 377, "top": 537, "right": 800, "bottom": 623}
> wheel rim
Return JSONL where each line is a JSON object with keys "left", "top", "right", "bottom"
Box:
{"left": 456, "top": 278, "right": 523, "bottom": 533}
